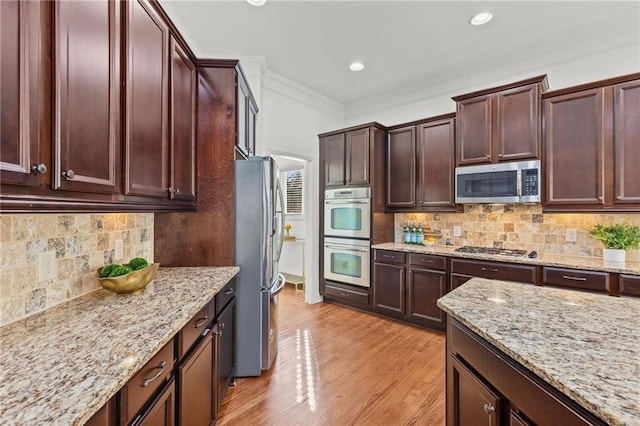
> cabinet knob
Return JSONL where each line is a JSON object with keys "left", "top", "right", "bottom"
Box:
{"left": 31, "top": 163, "right": 47, "bottom": 174}
{"left": 483, "top": 403, "right": 496, "bottom": 415}
{"left": 175, "top": 188, "right": 180, "bottom": 194}
{"left": 485, "top": 155, "right": 491, "bottom": 159}
{"left": 498, "top": 154, "right": 503, "bottom": 158}
{"left": 62, "top": 169, "right": 75, "bottom": 180}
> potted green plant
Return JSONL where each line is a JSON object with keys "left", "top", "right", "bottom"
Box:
{"left": 589, "top": 223, "right": 640, "bottom": 262}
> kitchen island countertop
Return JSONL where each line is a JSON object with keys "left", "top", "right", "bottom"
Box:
{"left": 438, "top": 277, "right": 640, "bottom": 426}
{"left": 372, "top": 242, "right": 640, "bottom": 275}
{"left": 0, "top": 266, "right": 239, "bottom": 425}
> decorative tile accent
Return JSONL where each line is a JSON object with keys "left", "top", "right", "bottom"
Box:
{"left": 0, "top": 213, "right": 154, "bottom": 326}
{"left": 395, "top": 205, "right": 640, "bottom": 262}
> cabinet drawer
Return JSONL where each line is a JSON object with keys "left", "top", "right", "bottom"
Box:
{"left": 122, "top": 339, "right": 175, "bottom": 425}
{"left": 451, "top": 259, "right": 537, "bottom": 284}
{"left": 216, "top": 277, "right": 237, "bottom": 315}
{"left": 409, "top": 253, "right": 446, "bottom": 271}
{"left": 325, "top": 282, "right": 369, "bottom": 306}
{"left": 542, "top": 267, "right": 610, "bottom": 294}
{"left": 620, "top": 274, "right": 640, "bottom": 297}
{"left": 374, "top": 250, "right": 406, "bottom": 264}
{"left": 177, "top": 299, "right": 215, "bottom": 359}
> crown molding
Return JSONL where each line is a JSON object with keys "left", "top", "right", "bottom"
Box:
{"left": 263, "top": 71, "right": 344, "bottom": 119}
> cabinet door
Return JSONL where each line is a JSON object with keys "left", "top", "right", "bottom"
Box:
{"left": 85, "top": 396, "right": 117, "bottom": 426}
{"left": 373, "top": 262, "right": 405, "bottom": 319}
{"left": 124, "top": 0, "right": 169, "bottom": 198}
{"left": 237, "top": 75, "right": 248, "bottom": 156}
{"left": 345, "top": 128, "right": 369, "bottom": 186}
{"left": 449, "top": 354, "right": 501, "bottom": 426}
{"left": 53, "top": 0, "right": 120, "bottom": 194}
{"left": 613, "top": 79, "right": 640, "bottom": 205}
{"left": 417, "top": 117, "right": 456, "bottom": 209}
{"left": 495, "top": 84, "right": 540, "bottom": 161}
{"left": 407, "top": 267, "right": 447, "bottom": 329}
{"left": 544, "top": 88, "right": 605, "bottom": 207}
{"left": 177, "top": 333, "right": 213, "bottom": 426}
{"left": 386, "top": 126, "right": 416, "bottom": 208}
{"left": 456, "top": 95, "right": 492, "bottom": 165}
{"left": 322, "top": 133, "right": 346, "bottom": 187}
{"left": 138, "top": 379, "right": 175, "bottom": 426}
{"left": 169, "top": 38, "right": 195, "bottom": 202}
{"left": 0, "top": 0, "right": 43, "bottom": 187}
{"left": 216, "top": 297, "right": 236, "bottom": 413}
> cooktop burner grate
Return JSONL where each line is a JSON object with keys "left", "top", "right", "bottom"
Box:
{"left": 454, "top": 246, "right": 528, "bottom": 257}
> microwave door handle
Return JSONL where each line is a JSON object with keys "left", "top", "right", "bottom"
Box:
{"left": 324, "top": 244, "right": 369, "bottom": 253}
{"left": 517, "top": 169, "right": 522, "bottom": 197}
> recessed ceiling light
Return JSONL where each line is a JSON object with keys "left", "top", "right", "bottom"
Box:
{"left": 470, "top": 12, "right": 493, "bottom": 26}
{"left": 349, "top": 61, "right": 364, "bottom": 72}
{"left": 247, "top": 0, "right": 266, "bottom": 6}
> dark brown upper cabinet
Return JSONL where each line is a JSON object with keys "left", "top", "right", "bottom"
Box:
{"left": 53, "top": 0, "right": 121, "bottom": 194}
{"left": 236, "top": 71, "right": 258, "bottom": 158}
{"left": 169, "top": 37, "right": 196, "bottom": 202}
{"left": 386, "top": 114, "right": 456, "bottom": 211}
{"left": 543, "top": 73, "right": 640, "bottom": 212}
{"left": 0, "top": 0, "right": 46, "bottom": 188}
{"left": 453, "top": 75, "right": 548, "bottom": 165}
{"left": 320, "top": 127, "right": 373, "bottom": 188}
{"left": 124, "top": 0, "right": 170, "bottom": 199}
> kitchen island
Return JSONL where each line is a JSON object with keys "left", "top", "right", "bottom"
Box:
{"left": 0, "top": 266, "right": 238, "bottom": 425}
{"left": 438, "top": 277, "right": 640, "bottom": 425}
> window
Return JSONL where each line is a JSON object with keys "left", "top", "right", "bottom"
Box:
{"left": 282, "top": 169, "right": 303, "bottom": 214}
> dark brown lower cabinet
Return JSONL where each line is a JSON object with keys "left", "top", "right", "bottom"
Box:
{"left": 447, "top": 318, "right": 606, "bottom": 426}
{"left": 216, "top": 297, "right": 236, "bottom": 414}
{"left": 449, "top": 354, "right": 500, "bottom": 426}
{"left": 177, "top": 333, "right": 213, "bottom": 426}
{"left": 85, "top": 396, "right": 117, "bottom": 426}
{"left": 373, "top": 250, "right": 447, "bottom": 331}
{"left": 137, "top": 379, "right": 175, "bottom": 426}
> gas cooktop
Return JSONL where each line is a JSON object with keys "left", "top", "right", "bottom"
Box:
{"left": 454, "top": 246, "right": 528, "bottom": 257}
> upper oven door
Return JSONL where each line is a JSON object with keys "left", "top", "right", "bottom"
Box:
{"left": 324, "top": 189, "right": 371, "bottom": 239}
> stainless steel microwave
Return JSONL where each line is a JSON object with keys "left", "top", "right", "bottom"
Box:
{"left": 455, "top": 160, "right": 541, "bottom": 204}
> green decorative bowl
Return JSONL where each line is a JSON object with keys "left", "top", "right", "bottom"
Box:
{"left": 96, "top": 263, "right": 159, "bottom": 295}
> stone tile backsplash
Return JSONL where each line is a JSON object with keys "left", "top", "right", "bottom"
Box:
{"left": 0, "top": 213, "right": 154, "bottom": 326}
{"left": 395, "top": 205, "right": 640, "bottom": 262}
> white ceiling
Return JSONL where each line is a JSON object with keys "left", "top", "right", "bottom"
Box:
{"left": 160, "top": 1, "right": 640, "bottom": 107}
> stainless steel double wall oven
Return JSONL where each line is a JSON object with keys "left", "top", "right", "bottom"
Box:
{"left": 323, "top": 188, "right": 371, "bottom": 288}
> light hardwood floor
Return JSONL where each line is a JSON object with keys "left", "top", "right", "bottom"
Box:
{"left": 217, "top": 286, "right": 446, "bottom": 425}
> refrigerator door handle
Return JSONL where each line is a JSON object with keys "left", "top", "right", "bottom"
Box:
{"left": 275, "top": 179, "right": 286, "bottom": 262}
{"left": 272, "top": 273, "right": 287, "bottom": 297}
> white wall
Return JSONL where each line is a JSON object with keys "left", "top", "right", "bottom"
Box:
{"left": 344, "top": 44, "right": 640, "bottom": 127}
{"left": 260, "top": 71, "right": 344, "bottom": 304}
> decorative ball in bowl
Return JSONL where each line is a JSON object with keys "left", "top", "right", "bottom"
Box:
{"left": 96, "top": 260, "right": 159, "bottom": 295}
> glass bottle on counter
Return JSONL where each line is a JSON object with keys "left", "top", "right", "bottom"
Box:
{"left": 411, "top": 222, "right": 418, "bottom": 244}
{"left": 404, "top": 223, "right": 411, "bottom": 244}
{"left": 417, "top": 223, "right": 424, "bottom": 245}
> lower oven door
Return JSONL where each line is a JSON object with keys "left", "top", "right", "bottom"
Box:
{"left": 323, "top": 237, "right": 371, "bottom": 287}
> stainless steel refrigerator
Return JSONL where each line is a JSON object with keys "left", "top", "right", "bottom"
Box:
{"left": 234, "top": 156, "right": 286, "bottom": 377}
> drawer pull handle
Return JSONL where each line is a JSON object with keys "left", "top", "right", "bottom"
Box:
{"left": 382, "top": 254, "right": 395, "bottom": 258}
{"left": 195, "top": 316, "right": 208, "bottom": 328}
{"left": 481, "top": 267, "right": 498, "bottom": 272}
{"left": 562, "top": 275, "right": 587, "bottom": 281}
{"left": 225, "top": 288, "right": 234, "bottom": 295}
{"left": 420, "top": 259, "right": 434, "bottom": 263}
{"left": 339, "top": 292, "right": 350, "bottom": 297}
{"left": 141, "top": 361, "right": 166, "bottom": 387}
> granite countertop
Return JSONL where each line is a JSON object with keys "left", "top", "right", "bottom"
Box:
{"left": 372, "top": 242, "right": 640, "bottom": 275}
{"left": 438, "top": 278, "right": 640, "bottom": 426}
{"left": 0, "top": 266, "right": 239, "bottom": 426}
